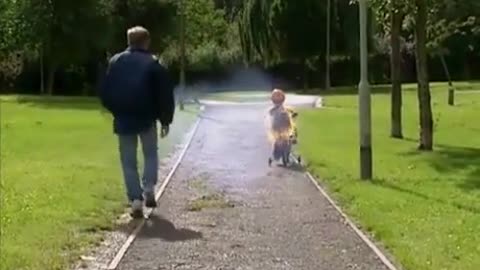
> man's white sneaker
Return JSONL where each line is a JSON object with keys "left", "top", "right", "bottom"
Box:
{"left": 130, "top": 199, "right": 144, "bottom": 219}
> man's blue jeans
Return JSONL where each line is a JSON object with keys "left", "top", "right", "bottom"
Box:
{"left": 118, "top": 126, "right": 158, "bottom": 202}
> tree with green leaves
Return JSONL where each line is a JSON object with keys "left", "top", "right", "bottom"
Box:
{"left": 414, "top": 0, "right": 434, "bottom": 150}
{"left": 4, "top": 0, "right": 114, "bottom": 94}
{"left": 412, "top": 0, "right": 479, "bottom": 149}
{"left": 325, "top": 0, "right": 331, "bottom": 91}
{"left": 425, "top": 0, "right": 480, "bottom": 106}
{"left": 370, "top": 0, "right": 480, "bottom": 149}
{"left": 369, "top": 0, "right": 412, "bottom": 139}
{"left": 161, "top": 0, "right": 237, "bottom": 71}
{"left": 109, "top": 0, "right": 176, "bottom": 54}
{"left": 240, "top": 0, "right": 326, "bottom": 90}
{"left": 389, "top": 0, "right": 408, "bottom": 138}
{"left": 1, "top": 0, "right": 177, "bottom": 94}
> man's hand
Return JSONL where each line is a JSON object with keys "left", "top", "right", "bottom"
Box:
{"left": 160, "top": 125, "right": 170, "bottom": 138}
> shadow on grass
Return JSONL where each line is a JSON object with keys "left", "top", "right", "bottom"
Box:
{"left": 372, "top": 179, "right": 480, "bottom": 215}
{"left": 401, "top": 138, "right": 480, "bottom": 192}
{"left": 139, "top": 214, "right": 203, "bottom": 242}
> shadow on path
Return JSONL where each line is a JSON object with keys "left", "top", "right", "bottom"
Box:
{"left": 282, "top": 162, "right": 305, "bottom": 172}
{"left": 139, "top": 214, "right": 203, "bottom": 242}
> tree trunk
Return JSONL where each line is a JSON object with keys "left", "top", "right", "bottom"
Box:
{"left": 40, "top": 48, "right": 45, "bottom": 95}
{"left": 303, "top": 59, "right": 309, "bottom": 92}
{"left": 463, "top": 56, "right": 471, "bottom": 80}
{"left": 47, "top": 63, "right": 56, "bottom": 96}
{"left": 178, "top": 0, "right": 186, "bottom": 110}
{"left": 439, "top": 54, "right": 454, "bottom": 106}
{"left": 414, "top": 0, "right": 433, "bottom": 151}
{"left": 82, "top": 85, "right": 89, "bottom": 96}
{"left": 390, "top": 7, "right": 403, "bottom": 139}
{"left": 325, "top": 0, "right": 331, "bottom": 90}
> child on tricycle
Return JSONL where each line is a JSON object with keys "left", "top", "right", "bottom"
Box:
{"left": 267, "top": 89, "right": 300, "bottom": 167}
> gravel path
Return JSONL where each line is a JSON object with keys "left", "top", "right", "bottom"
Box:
{"left": 116, "top": 100, "right": 390, "bottom": 270}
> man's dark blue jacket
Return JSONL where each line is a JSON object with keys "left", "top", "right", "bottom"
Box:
{"left": 100, "top": 48, "right": 175, "bottom": 135}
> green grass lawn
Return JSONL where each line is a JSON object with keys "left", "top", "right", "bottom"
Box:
{"left": 296, "top": 83, "right": 480, "bottom": 270}
{"left": 0, "top": 96, "right": 198, "bottom": 270}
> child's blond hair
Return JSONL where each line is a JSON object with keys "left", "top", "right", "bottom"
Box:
{"left": 267, "top": 106, "right": 296, "bottom": 142}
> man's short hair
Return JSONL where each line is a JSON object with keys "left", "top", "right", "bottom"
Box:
{"left": 127, "top": 26, "right": 150, "bottom": 48}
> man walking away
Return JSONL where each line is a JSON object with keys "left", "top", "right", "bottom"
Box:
{"left": 100, "top": 26, "right": 175, "bottom": 218}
